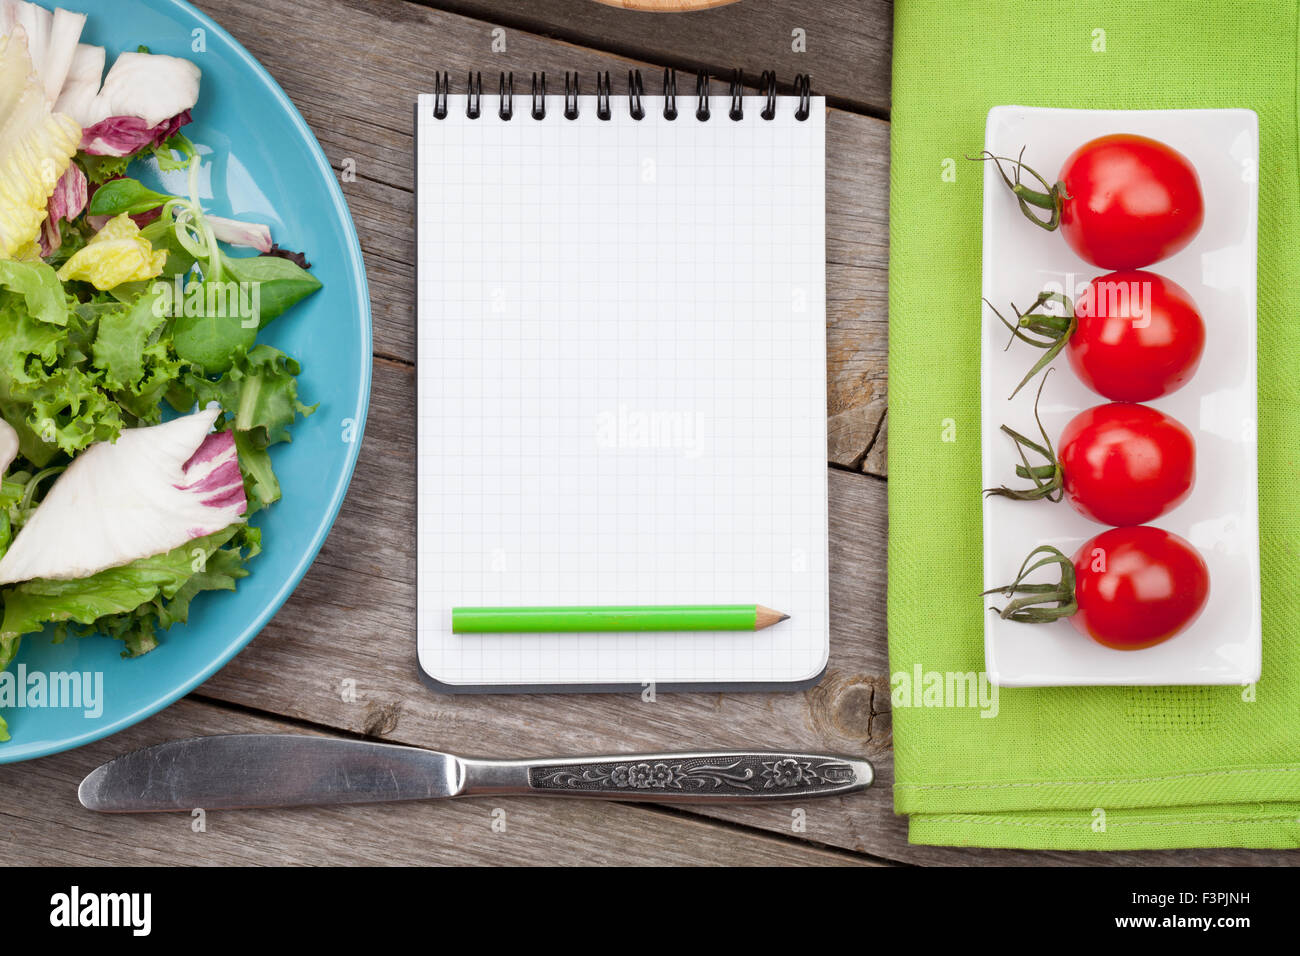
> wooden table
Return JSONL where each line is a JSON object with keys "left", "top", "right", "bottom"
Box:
{"left": 0, "top": 0, "right": 1290, "bottom": 866}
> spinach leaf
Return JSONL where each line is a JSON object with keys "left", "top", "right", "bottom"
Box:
{"left": 86, "top": 178, "right": 175, "bottom": 217}
{"left": 220, "top": 255, "right": 322, "bottom": 327}
{"left": 171, "top": 281, "right": 259, "bottom": 373}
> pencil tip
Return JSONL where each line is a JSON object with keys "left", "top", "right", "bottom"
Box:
{"left": 754, "top": 605, "right": 791, "bottom": 629}
{"left": 779, "top": 613, "right": 790, "bottom": 622}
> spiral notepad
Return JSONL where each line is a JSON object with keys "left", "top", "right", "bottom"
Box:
{"left": 416, "top": 71, "right": 827, "bottom": 692}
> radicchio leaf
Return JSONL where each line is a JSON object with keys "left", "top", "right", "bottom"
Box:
{"left": 79, "top": 107, "right": 191, "bottom": 157}
{"left": 38, "top": 160, "right": 87, "bottom": 256}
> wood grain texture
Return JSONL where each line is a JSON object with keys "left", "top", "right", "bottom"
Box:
{"left": 0, "top": 699, "right": 871, "bottom": 866}
{"left": 0, "top": 0, "right": 1274, "bottom": 866}
{"left": 416, "top": 0, "right": 892, "bottom": 114}
{"left": 592, "top": 0, "right": 740, "bottom": 11}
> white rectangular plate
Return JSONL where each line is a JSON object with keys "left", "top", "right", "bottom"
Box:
{"left": 981, "top": 106, "right": 1260, "bottom": 687}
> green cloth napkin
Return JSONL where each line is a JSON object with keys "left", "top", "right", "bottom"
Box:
{"left": 888, "top": 0, "right": 1300, "bottom": 849}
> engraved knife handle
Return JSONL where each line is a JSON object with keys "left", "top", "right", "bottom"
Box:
{"left": 456, "top": 751, "right": 873, "bottom": 802}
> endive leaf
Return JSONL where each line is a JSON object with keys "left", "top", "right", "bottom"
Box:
{"left": 0, "top": 29, "right": 80, "bottom": 259}
{"left": 0, "top": 406, "right": 247, "bottom": 585}
{"left": 56, "top": 212, "right": 166, "bottom": 290}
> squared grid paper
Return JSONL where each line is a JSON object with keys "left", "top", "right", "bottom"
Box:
{"left": 416, "top": 93, "right": 827, "bottom": 689}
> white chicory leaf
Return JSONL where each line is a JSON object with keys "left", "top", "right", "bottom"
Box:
{"left": 0, "top": 418, "right": 17, "bottom": 475}
{"left": 0, "top": 407, "right": 248, "bottom": 585}
{"left": 0, "top": 25, "right": 80, "bottom": 259}
{"left": 0, "top": 2, "right": 86, "bottom": 105}
{"left": 50, "top": 40, "right": 100, "bottom": 121}
{"left": 207, "top": 215, "right": 273, "bottom": 254}
{"left": 69, "top": 49, "right": 200, "bottom": 130}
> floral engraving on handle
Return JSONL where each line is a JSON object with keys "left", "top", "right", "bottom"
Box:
{"left": 530, "top": 756, "right": 857, "bottom": 794}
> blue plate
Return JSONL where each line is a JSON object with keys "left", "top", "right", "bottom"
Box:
{"left": 0, "top": 0, "right": 372, "bottom": 761}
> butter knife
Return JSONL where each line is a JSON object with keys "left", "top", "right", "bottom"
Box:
{"left": 78, "top": 734, "right": 873, "bottom": 811}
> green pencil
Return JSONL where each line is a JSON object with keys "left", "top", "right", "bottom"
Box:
{"left": 451, "top": 604, "right": 790, "bottom": 634}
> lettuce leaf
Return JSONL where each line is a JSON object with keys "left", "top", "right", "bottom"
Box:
{"left": 16, "top": 366, "right": 124, "bottom": 461}
{"left": 0, "top": 32, "right": 82, "bottom": 259}
{"left": 0, "top": 290, "right": 65, "bottom": 391}
{"left": 56, "top": 213, "right": 167, "bottom": 291}
{"left": 0, "top": 285, "right": 124, "bottom": 466}
{"left": 77, "top": 152, "right": 130, "bottom": 185}
{"left": 0, "top": 523, "right": 257, "bottom": 665}
{"left": 0, "top": 260, "right": 68, "bottom": 326}
{"left": 91, "top": 285, "right": 167, "bottom": 390}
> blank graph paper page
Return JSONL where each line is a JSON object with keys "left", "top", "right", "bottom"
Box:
{"left": 416, "top": 90, "right": 827, "bottom": 690}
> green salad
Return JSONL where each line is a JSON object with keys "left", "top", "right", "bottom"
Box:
{"left": 0, "top": 4, "right": 321, "bottom": 738}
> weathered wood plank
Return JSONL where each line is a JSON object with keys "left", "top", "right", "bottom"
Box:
{"left": 189, "top": 0, "right": 889, "bottom": 464}
{"left": 828, "top": 402, "right": 884, "bottom": 471}
{"left": 1, "top": 698, "right": 871, "bottom": 866}
{"left": 1, "top": 0, "right": 1261, "bottom": 866}
{"left": 593, "top": 0, "right": 738, "bottom": 9}
{"left": 413, "top": 0, "right": 893, "bottom": 115}
{"left": 862, "top": 414, "right": 887, "bottom": 477}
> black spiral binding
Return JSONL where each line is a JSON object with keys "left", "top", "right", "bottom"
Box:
{"left": 628, "top": 70, "right": 645, "bottom": 120}
{"left": 596, "top": 71, "right": 611, "bottom": 120}
{"left": 499, "top": 72, "right": 513, "bottom": 120}
{"left": 431, "top": 70, "right": 810, "bottom": 122}
{"left": 728, "top": 69, "right": 744, "bottom": 120}
{"left": 531, "top": 72, "right": 547, "bottom": 120}
{"left": 466, "top": 71, "right": 482, "bottom": 119}
{"left": 564, "top": 72, "right": 580, "bottom": 120}
{"left": 760, "top": 70, "right": 777, "bottom": 120}
{"left": 794, "top": 73, "right": 811, "bottom": 121}
{"left": 433, "top": 71, "right": 448, "bottom": 119}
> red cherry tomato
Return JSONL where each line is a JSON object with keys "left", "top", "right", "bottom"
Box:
{"left": 1058, "top": 134, "right": 1204, "bottom": 269}
{"left": 1058, "top": 403, "right": 1195, "bottom": 526}
{"left": 1070, "top": 526, "right": 1209, "bottom": 650}
{"left": 1068, "top": 270, "right": 1205, "bottom": 401}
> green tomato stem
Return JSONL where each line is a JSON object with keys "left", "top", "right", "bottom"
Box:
{"left": 984, "top": 372, "right": 1065, "bottom": 504}
{"left": 982, "top": 545, "right": 1078, "bottom": 623}
{"left": 970, "top": 147, "right": 1070, "bottom": 231}
{"left": 986, "top": 291, "right": 1078, "bottom": 399}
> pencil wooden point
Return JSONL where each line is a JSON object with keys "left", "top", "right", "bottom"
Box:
{"left": 755, "top": 606, "right": 791, "bottom": 630}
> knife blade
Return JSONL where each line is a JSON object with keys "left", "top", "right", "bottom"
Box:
{"left": 78, "top": 734, "right": 872, "bottom": 812}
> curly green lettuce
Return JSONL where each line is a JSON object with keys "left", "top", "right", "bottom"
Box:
{"left": 0, "top": 107, "right": 322, "bottom": 741}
